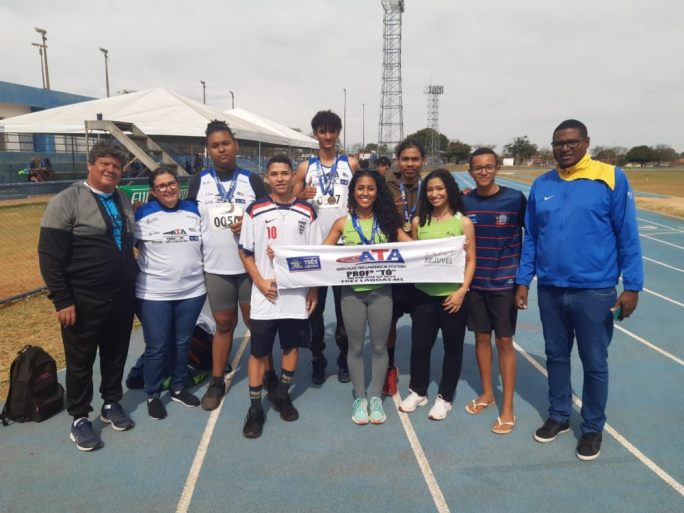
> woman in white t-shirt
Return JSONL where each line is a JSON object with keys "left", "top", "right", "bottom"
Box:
{"left": 135, "top": 168, "right": 207, "bottom": 420}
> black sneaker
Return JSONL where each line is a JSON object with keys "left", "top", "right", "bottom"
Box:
{"left": 311, "top": 355, "right": 327, "bottom": 385}
{"left": 171, "top": 389, "right": 200, "bottom": 408}
{"left": 337, "top": 355, "right": 351, "bottom": 383}
{"left": 576, "top": 432, "right": 602, "bottom": 461}
{"left": 534, "top": 418, "right": 570, "bottom": 443}
{"left": 272, "top": 393, "right": 299, "bottom": 422}
{"left": 100, "top": 402, "right": 135, "bottom": 431}
{"left": 201, "top": 379, "right": 225, "bottom": 411}
{"left": 147, "top": 397, "right": 167, "bottom": 420}
{"left": 70, "top": 418, "right": 104, "bottom": 451}
{"left": 242, "top": 406, "right": 265, "bottom": 438}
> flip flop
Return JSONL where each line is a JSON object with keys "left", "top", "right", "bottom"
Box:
{"left": 464, "top": 398, "right": 495, "bottom": 415}
{"left": 491, "top": 416, "right": 516, "bottom": 435}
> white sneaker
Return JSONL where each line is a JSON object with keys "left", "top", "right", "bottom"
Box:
{"left": 398, "top": 389, "right": 428, "bottom": 413}
{"left": 428, "top": 395, "right": 452, "bottom": 420}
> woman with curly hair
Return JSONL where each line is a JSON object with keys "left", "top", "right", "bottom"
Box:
{"left": 398, "top": 168, "right": 476, "bottom": 421}
{"left": 323, "top": 170, "right": 411, "bottom": 425}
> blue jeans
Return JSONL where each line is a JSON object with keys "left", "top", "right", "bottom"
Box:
{"left": 136, "top": 294, "right": 206, "bottom": 397}
{"left": 537, "top": 285, "right": 616, "bottom": 434}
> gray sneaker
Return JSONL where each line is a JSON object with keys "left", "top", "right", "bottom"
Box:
{"left": 70, "top": 418, "right": 103, "bottom": 451}
{"left": 100, "top": 402, "right": 135, "bottom": 431}
{"left": 201, "top": 379, "right": 225, "bottom": 411}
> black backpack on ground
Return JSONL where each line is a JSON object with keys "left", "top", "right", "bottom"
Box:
{"left": 1, "top": 345, "right": 65, "bottom": 426}
{"left": 188, "top": 323, "right": 213, "bottom": 371}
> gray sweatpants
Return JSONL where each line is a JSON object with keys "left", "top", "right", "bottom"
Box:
{"left": 340, "top": 285, "right": 392, "bottom": 398}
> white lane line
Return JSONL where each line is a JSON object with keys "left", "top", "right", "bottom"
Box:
{"left": 392, "top": 393, "right": 451, "bottom": 513}
{"left": 512, "top": 340, "right": 684, "bottom": 497}
{"left": 641, "top": 234, "right": 684, "bottom": 250}
{"left": 638, "top": 230, "right": 681, "bottom": 236}
{"left": 643, "top": 256, "right": 684, "bottom": 272}
{"left": 614, "top": 324, "right": 684, "bottom": 366}
{"left": 637, "top": 217, "right": 684, "bottom": 232}
{"left": 176, "top": 330, "right": 251, "bottom": 513}
{"left": 641, "top": 286, "right": 684, "bottom": 308}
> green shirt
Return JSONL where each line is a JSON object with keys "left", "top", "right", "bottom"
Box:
{"left": 343, "top": 215, "right": 388, "bottom": 293}
{"left": 415, "top": 213, "right": 464, "bottom": 296}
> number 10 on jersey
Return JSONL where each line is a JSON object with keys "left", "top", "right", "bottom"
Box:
{"left": 266, "top": 225, "right": 278, "bottom": 240}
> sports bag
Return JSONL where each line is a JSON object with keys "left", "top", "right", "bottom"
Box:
{"left": 1, "top": 345, "right": 64, "bottom": 425}
{"left": 187, "top": 313, "right": 215, "bottom": 371}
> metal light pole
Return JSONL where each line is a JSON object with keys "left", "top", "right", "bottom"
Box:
{"left": 362, "top": 103, "right": 365, "bottom": 151}
{"left": 34, "top": 27, "right": 50, "bottom": 90}
{"left": 31, "top": 42, "right": 45, "bottom": 88}
{"left": 229, "top": 90, "right": 235, "bottom": 109}
{"left": 200, "top": 80, "right": 206, "bottom": 104}
{"left": 99, "top": 47, "right": 110, "bottom": 97}
{"left": 343, "top": 88, "right": 347, "bottom": 154}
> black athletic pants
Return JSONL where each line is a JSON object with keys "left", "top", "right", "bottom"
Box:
{"left": 409, "top": 288, "right": 467, "bottom": 402}
{"left": 61, "top": 286, "right": 135, "bottom": 418}
{"left": 309, "top": 286, "right": 348, "bottom": 358}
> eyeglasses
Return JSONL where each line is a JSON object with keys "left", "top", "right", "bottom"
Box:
{"left": 551, "top": 139, "right": 583, "bottom": 149}
{"left": 471, "top": 164, "right": 497, "bottom": 174}
{"left": 153, "top": 181, "right": 179, "bottom": 192}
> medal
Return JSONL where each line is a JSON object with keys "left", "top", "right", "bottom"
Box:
{"left": 352, "top": 214, "right": 379, "bottom": 245}
{"left": 403, "top": 222, "right": 411, "bottom": 232}
{"left": 316, "top": 196, "right": 324, "bottom": 206}
{"left": 209, "top": 167, "right": 239, "bottom": 204}
{"left": 400, "top": 178, "right": 421, "bottom": 229}
{"left": 315, "top": 156, "right": 339, "bottom": 202}
{"left": 327, "top": 195, "right": 337, "bottom": 205}
{"left": 225, "top": 203, "right": 235, "bottom": 213}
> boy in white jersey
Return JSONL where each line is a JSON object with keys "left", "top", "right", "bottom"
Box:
{"left": 293, "top": 110, "right": 359, "bottom": 385}
{"left": 188, "top": 120, "right": 267, "bottom": 411}
{"left": 239, "top": 155, "right": 320, "bottom": 438}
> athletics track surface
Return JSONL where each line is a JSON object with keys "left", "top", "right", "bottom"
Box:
{"left": 0, "top": 172, "right": 682, "bottom": 513}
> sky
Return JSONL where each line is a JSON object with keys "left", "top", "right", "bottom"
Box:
{"left": 1, "top": 0, "right": 682, "bottom": 152}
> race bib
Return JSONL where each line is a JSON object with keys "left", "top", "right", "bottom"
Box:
{"left": 209, "top": 204, "right": 244, "bottom": 231}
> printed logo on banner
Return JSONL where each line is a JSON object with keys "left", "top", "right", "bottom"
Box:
{"left": 336, "top": 248, "right": 405, "bottom": 264}
{"left": 424, "top": 250, "right": 457, "bottom": 265}
{"left": 287, "top": 256, "right": 322, "bottom": 272}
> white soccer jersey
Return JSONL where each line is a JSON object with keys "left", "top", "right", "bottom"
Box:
{"left": 194, "top": 167, "right": 260, "bottom": 275}
{"left": 134, "top": 200, "right": 206, "bottom": 301}
{"left": 303, "top": 155, "right": 354, "bottom": 238}
{"left": 239, "top": 197, "right": 322, "bottom": 319}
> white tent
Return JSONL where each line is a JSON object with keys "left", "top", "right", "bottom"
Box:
{"left": 225, "top": 107, "right": 317, "bottom": 150}
{"left": 0, "top": 87, "right": 318, "bottom": 149}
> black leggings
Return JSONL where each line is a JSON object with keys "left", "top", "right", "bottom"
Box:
{"left": 409, "top": 288, "right": 466, "bottom": 402}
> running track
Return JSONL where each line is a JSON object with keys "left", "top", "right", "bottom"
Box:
{"left": 0, "top": 172, "right": 682, "bottom": 513}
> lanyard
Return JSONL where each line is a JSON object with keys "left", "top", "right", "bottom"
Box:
{"left": 209, "top": 167, "right": 239, "bottom": 202}
{"left": 400, "top": 177, "right": 421, "bottom": 222}
{"left": 315, "top": 156, "right": 339, "bottom": 196}
{"left": 351, "top": 214, "right": 378, "bottom": 245}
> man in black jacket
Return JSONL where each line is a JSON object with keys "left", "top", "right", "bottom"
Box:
{"left": 38, "top": 141, "right": 138, "bottom": 451}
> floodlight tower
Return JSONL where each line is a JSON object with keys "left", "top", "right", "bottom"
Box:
{"left": 377, "top": 0, "right": 405, "bottom": 155}
{"left": 425, "top": 84, "right": 444, "bottom": 164}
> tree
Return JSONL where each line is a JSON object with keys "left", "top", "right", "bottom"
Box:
{"left": 364, "top": 143, "right": 378, "bottom": 153}
{"left": 446, "top": 140, "right": 471, "bottom": 163}
{"left": 625, "top": 145, "right": 656, "bottom": 166}
{"left": 405, "top": 128, "right": 449, "bottom": 153}
{"left": 653, "top": 145, "right": 678, "bottom": 165}
{"left": 503, "top": 136, "right": 538, "bottom": 165}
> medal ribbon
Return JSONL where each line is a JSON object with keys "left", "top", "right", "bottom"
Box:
{"left": 400, "top": 178, "right": 421, "bottom": 223}
{"left": 351, "top": 214, "right": 378, "bottom": 245}
{"left": 315, "top": 156, "right": 339, "bottom": 197}
{"left": 209, "top": 167, "right": 239, "bottom": 203}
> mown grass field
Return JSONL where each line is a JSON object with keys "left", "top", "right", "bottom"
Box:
{"left": 1, "top": 169, "right": 682, "bottom": 395}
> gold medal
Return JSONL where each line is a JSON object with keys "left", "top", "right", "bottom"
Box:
{"left": 327, "top": 195, "right": 337, "bottom": 205}
{"left": 403, "top": 222, "right": 411, "bottom": 232}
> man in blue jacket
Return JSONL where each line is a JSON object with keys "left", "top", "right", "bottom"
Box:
{"left": 515, "top": 119, "right": 642, "bottom": 461}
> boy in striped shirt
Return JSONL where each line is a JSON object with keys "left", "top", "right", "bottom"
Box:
{"left": 462, "top": 148, "right": 526, "bottom": 435}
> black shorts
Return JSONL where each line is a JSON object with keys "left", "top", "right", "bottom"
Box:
{"left": 249, "top": 318, "right": 311, "bottom": 358}
{"left": 392, "top": 284, "right": 414, "bottom": 320}
{"left": 466, "top": 288, "right": 518, "bottom": 337}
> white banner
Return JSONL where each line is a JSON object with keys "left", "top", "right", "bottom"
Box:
{"left": 273, "top": 237, "right": 465, "bottom": 290}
